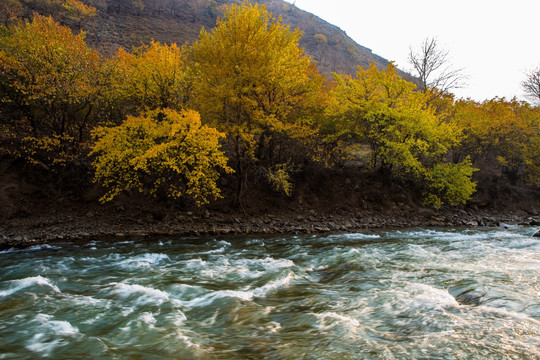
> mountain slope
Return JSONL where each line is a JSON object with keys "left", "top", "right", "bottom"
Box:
{"left": 52, "top": 0, "right": 412, "bottom": 78}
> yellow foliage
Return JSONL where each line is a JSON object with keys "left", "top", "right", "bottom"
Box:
{"left": 91, "top": 108, "right": 233, "bottom": 205}
{"left": 190, "top": 1, "right": 319, "bottom": 139}
{"left": 327, "top": 62, "right": 476, "bottom": 206}
{"left": 454, "top": 98, "right": 540, "bottom": 184}
{"left": 314, "top": 33, "right": 328, "bottom": 44}
{"left": 267, "top": 162, "right": 294, "bottom": 197}
{"left": 189, "top": 1, "right": 322, "bottom": 198}
{"left": 0, "top": 14, "right": 102, "bottom": 139}
{"left": 111, "top": 41, "right": 189, "bottom": 112}
{"left": 62, "top": 0, "right": 97, "bottom": 27}
{"left": 425, "top": 157, "right": 477, "bottom": 209}
{"left": 11, "top": 134, "right": 77, "bottom": 168}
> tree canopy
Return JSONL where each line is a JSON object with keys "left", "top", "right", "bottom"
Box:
{"left": 1, "top": 2, "right": 537, "bottom": 210}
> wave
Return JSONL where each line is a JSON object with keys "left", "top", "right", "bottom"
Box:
{"left": 0, "top": 276, "right": 60, "bottom": 297}
{"left": 25, "top": 314, "right": 80, "bottom": 356}
{"left": 0, "top": 244, "right": 61, "bottom": 255}
{"left": 118, "top": 253, "right": 170, "bottom": 269}
{"left": 313, "top": 311, "right": 360, "bottom": 332}
{"left": 180, "top": 271, "right": 296, "bottom": 307}
{"left": 341, "top": 233, "right": 381, "bottom": 240}
{"left": 181, "top": 289, "right": 255, "bottom": 307}
{"left": 108, "top": 282, "right": 182, "bottom": 307}
{"left": 33, "top": 314, "right": 80, "bottom": 336}
{"left": 0, "top": 247, "right": 15, "bottom": 254}
{"left": 402, "top": 283, "right": 460, "bottom": 310}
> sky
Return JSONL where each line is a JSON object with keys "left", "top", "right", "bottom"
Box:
{"left": 284, "top": 0, "right": 540, "bottom": 102}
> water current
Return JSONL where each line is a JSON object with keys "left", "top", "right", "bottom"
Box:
{"left": 0, "top": 227, "right": 539, "bottom": 359}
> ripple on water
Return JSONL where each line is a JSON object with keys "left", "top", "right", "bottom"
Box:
{"left": 0, "top": 227, "right": 538, "bottom": 359}
{"left": 0, "top": 276, "right": 60, "bottom": 297}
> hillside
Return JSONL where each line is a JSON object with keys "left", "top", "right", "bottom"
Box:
{"left": 6, "top": 0, "right": 410, "bottom": 78}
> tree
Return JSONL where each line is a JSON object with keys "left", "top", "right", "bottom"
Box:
{"left": 0, "top": 14, "right": 103, "bottom": 164}
{"left": 327, "top": 63, "right": 476, "bottom": 207}
{"left": 522, "top": 66, "right": 540, "bottom": 105}
{"left": 454, "top": 98, "right": 540, "bottom": 185}
{"left": 189, "top": 1, "right": 321, "bottom": 205}
{"left": 408, "top": 37, "right": 466, "bottom": 97}
{"left": 91, "top": 108, "right": 233, "bottom": 205}
{"left": 111, "top": 40, "right": 190, "bottom": 113}
{"left": 62, "top": 0, "right": 97, "bottom": 29}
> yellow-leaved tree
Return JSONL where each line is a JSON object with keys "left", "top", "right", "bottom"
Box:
{"left": 327, "top": 63, "right": 476, "bottom": 208}
{"left": 0, "top": 14, "right": 103, "bottom": 165}
{"left": 454, "top": 98, "right": 540, "bottom": 185}
{"left": 111, "top": 40, "right": 190, "bottom": 113}
{"left": 91, "top": 108, "right": 233, "bottom": 205}
{"left": 189, "top": 1, "right": 321, "bottom": 204}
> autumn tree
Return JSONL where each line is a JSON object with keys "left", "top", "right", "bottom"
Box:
{"left": 91, "top": 108, "right": 233, "bottom": 205}
{"left": 454, "top": 98, "right": 540, "bottom": 185}
{"left": 0, "top": 14, "right": 104, "bottom": 165}
{"left": 6, "top": 0, "right": 97, "bottom": 28}
{"left": 189, "top": 1, "right": 321, "bottom": 205}
{"left": 522, "top": 66, "right": 540, "bottom": 105}
{"left": 328, "top": 63, "right": 476, "bottom": 207}
{"left": 409, "top": 37, "right": 466, "bottom": 99}
{"left": 62, "top": 0, "right": 97, "bottom": 29}
{"left": 111, "top": 40, "right": 190, "bottom": 114}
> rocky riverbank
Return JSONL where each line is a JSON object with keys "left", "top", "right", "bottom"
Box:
{"left": 1, "top": 204, "right": 539, "bottom": 250}
{"left": 2, "top": 156, "right": 539, "bottom": 250}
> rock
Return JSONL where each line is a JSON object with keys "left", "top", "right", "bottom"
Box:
{"left": 533, "top": 230, "right": 540, "bottom": 238}
{"left": 418, "top": 208, "right": 436, "bottom": 218}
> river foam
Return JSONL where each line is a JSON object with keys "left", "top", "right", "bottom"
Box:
{"left": 0, "top": 226, "right": 538, "bottom": 359}
{"left": 0, "top": 275, "right": 60, "bottom": 297}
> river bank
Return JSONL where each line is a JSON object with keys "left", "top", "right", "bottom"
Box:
{"left": 1, "top": 157, "right": 539, "bottom": 250}
{"left": 1, "top": 203, "right": 538, "bottom": 250}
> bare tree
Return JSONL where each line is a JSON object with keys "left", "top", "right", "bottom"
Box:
{"left": 408, "top": 37, "right": 466, "bottom": 95}
{"left": 522, "top": 66, "right": 540, "bottom": 105}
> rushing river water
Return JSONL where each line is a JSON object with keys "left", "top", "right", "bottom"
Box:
{"left": 0, "top": 227, "right": 539, "bottom": 359}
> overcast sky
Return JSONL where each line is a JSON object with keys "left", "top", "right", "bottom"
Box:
{"left": 284, "top": 0, "right": 539, "bottom": 102}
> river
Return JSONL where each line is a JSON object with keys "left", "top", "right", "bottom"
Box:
{"left": 0, "top": 227, "right": 539, "bottom": 359}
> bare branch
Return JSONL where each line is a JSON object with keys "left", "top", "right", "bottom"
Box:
{"left": 408, "top": 37, "right": 467, "bottom": 95}
{"left": 522, "top": 66, "right": 540, "bottom": 105}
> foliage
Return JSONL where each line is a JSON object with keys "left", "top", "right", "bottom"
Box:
{"left": 0, "top": 14, "right": 104, "bottom": 167}
{"left": 91, "top": 108, "right": 232, "bottom": 205}
{"left": 111, "top": 41, "right": 190, "bottom": 113}
{"left": 267, "top": 162, "right": 294, "bottom": 197}
{"left": 314, "top": 33, "right": 327, "bottom": 44}
{"left": 425, "top": 157, "right": 477, "bottom": 208}
{"left": 189, "top": 1, "right": 321, "bottom": 202}
{"left": 454, "top": 98, "right": 540, "bottom": 184}
{"left": 62, "top": 0, "right": 97, "bottom": 28}
{"left": 0, "top": 0, "right": 536, "bottom": 210}
{"left": 327, "top": 63, "right": 476, "bottom": 207}
{"left": 0, "top": 15, "right": 102, "bottom": 137}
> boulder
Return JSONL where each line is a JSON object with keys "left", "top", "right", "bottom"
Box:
{"left": 533, "top": 230, "right": 540, "bottom": 238}
{"left": 418, "top": 208, "right": 436, "bottom": 218}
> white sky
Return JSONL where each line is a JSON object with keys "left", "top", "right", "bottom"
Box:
{"left": 284, "top": 0, "right": 540, "bottom": 101}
